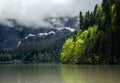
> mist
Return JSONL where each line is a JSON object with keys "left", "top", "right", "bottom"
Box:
{"left": 0, "top": 0, "right": 102, "bottom": 28}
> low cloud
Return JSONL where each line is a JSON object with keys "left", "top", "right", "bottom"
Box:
{"left": 0, "top": 0, "right": 102, "bottom": 28}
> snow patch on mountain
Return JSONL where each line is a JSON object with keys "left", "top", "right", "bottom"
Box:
{"left": 17, "top": 41, "right": 21, "bottom": 47}
{"left": 38, "top": 33, "right": 48, "bottom": 36}
{"left": 48, "top": 31, "right": 56, "bottom": 34}
{"left": 56, "top": 27, "right": 75, "bottom": 32}
{"left": 38, "top": 31, "right": 56, "bottom": 36}
{"left": 16, "top": 27, "right": 75, "bottom": 47}
{"left": 25, "top": 34, "right": 36, "bottom": 39}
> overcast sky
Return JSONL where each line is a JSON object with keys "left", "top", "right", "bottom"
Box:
{"left": 0, "top": 0, "right": 102, "bottom": 28}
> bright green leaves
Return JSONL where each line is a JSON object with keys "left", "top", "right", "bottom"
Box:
{"left": 61, "top": 0, "right": 120, "bottom": 64}
{"left": 61, "top": 38, "right": 75, "bottom": 63}
{"left": 61, "top": 25, "right": 98, "bottom": 64}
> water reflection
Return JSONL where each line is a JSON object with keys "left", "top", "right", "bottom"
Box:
{"left": 61, "top": 65, "right": 120, "bottom": 83}
{"left": 0, "top": 64, "right": 120, "bottom": 83}
{"left": 0, "top": 64, "right": 62, "bottom": 83}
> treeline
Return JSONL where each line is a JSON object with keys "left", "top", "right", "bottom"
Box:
{"left": 61, "top": 0, "right": 120, "bottom": 64}
{"left": 0, "top": 50, "right": 60, "bottom": 63}
{"left": 0, "top": 36, "right": 68, "bottom": 63}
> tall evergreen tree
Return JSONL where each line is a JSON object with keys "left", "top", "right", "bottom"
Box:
{"left": 61, "top": 0, "right": 120, "bottom": 64}
{"left": 79, "top": 11, "right": 84, "bottom": 30}
{"left": 93, "top": 4, "right": 98, "bottom": 24}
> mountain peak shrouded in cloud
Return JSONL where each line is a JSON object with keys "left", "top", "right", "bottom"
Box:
{"left": 0, "top": 0, "right": 102, "bottom": 28}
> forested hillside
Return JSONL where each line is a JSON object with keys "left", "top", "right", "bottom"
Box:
{"left": 0, "top": 30, "right": 72, "bottom": 63}
{"left": 0, "top": 16, "right": 77, "bottom": 63}
{"left": 61, "top": 0, "right": 120, "bottom": 64}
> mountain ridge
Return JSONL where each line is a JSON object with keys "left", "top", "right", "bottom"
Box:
{"left": 0, "top": 16, "right": 78, "bottom": 50}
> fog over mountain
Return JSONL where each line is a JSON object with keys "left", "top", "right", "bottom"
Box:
{"left": 0, "top": 0, "right": 102, "bottom": 28}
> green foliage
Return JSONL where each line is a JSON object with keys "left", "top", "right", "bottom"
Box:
{"left": 61, "top": 25, "right": 99, "bottom": 64}
{"left": 61, "top": 38, "right": 75, "bottom": 63}
{"left": 0, "top": 32, "right": 71, "bottom": 63}
{"left": 61, "top": 0, "right": 120, "bottom": 64}
{"left": 0, "top": 52, "right": 12, "bottom": 61}
{"left": 0, "top": 0, "right": 120, "bottom": 64}
{"left": 0, "top": 36, "right": 66, "bottom": 62}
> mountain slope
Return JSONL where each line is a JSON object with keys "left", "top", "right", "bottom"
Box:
{"left": 0, "top": 16, "right": 78, "bottom": 50}
{"left": 0, "top": 16, "right": 78, "bottom": 62}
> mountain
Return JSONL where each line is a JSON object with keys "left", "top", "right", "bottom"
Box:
{"left": 0, "top": 16, "right": 78, "bottom": 50}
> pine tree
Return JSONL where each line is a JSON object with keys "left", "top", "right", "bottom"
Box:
{"left": 93, "top": 4, "right": 98, "bottom": 24}
{"left": 84, "top": 11, "right": 91, "bottom": 30}
{"left": 79, "top": 11, "right": 84, "bottom": 30}
{"left": 94, "top": 4, "right": 98, "bottom": 14}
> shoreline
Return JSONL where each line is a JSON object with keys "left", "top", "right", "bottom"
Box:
{"left": 0, "top": 60, "right": 120, "bottom": 65}
{"left": 0, "top": 60, "right": 60, "bottom": 64}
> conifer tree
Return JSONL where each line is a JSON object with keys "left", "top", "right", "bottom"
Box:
{"left": 79, "top": 11, "right": 84, "bottom": 30}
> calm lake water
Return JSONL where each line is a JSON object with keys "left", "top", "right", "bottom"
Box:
{"left": 0, "top": 64, "right": 120, "bottom": 83}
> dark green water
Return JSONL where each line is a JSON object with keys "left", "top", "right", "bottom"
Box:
{"left": 0, "top": 64, "right": 120, "bottom": 83}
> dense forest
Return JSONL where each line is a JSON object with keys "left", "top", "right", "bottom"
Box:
{"left": 0, "top": 0, "right": 120, "bottom": 64}
{"left": 61, "top": 0, "right": 120, "bottom": 64}
{"left": 0, "top": 37, "right": 66, "bottom": 63}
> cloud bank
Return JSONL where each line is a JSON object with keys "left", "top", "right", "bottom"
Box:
{"left": 0, "top": 0, "right": 102, "bottom": 28}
